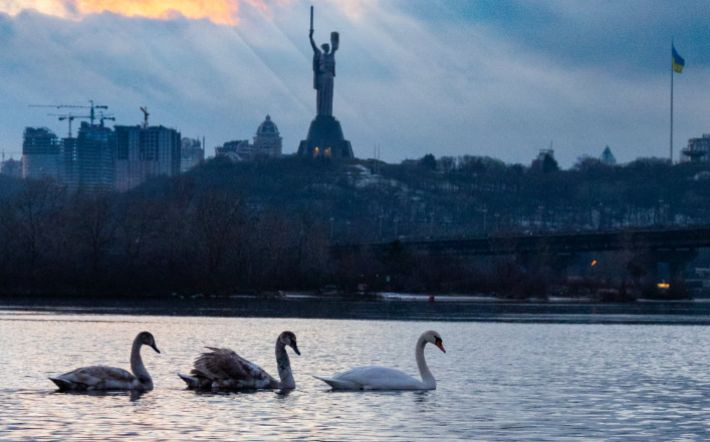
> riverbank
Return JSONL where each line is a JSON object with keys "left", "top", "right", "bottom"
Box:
{"left": 1, "top": 294, "right": 709, "bottom": 324}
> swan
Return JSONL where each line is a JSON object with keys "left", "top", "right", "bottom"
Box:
{"left": 315, "top": 330, "right": 445, "bottom": 390}
{"left": 178, "top": 331, "right": 300, "bottom": 390}
{"left": 49, "top": 331, "right": 160, "bottom": 391}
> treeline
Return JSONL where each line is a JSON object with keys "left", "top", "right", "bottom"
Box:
{"left": 0, "top": 177, "right": 330, "bottom": 296}
{"left": 0, "top": 166, "right": 574, "bottom": 297}
{"left": 2, "top": 153, "right": 710, "bottom": 297}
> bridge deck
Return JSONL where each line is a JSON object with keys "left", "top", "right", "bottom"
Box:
{"left": 334, "top": 226, "right": 710, "bottom": 256}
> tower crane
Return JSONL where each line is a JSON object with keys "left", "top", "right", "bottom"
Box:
{"left": 140, "top": 106, "right": 150, "bottom": 128}
{"left": 97, "top": 112, "right": 116, "bottom": 128}
{"left": 29, "top": 100, "right": 109, "bottom": 126}
{"left": 47, "top": 113, "right": 91, "bottom": 138}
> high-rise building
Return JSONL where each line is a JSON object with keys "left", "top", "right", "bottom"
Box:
{"left": 76, "top": 122, "right": 116, "bottom": 190}
{"left": 22, "top": 127, "right": 62, "bottom": 180}
{"left": 61, "top": 137, "right": 78, "bottom": 187}
{"left": 114, "top": 126, "right": 142, "bottom": 191}
{"left": 141, "top": 126, "right": 181, "bottom": 177}
{"left": 114, "top": 125, "right": 181, "bottom": 191}
{"left": 181, "top": 138, "right": 205, "bottom": 172}
{"left": 19, "top": 117, "right": 183, "bottom": 191}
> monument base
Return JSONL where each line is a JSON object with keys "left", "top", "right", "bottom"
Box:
{"left": 298, "top": 115, "right": 354, "bottom": 159}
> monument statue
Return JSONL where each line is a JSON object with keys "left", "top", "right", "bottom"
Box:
{"left": 298, "top": 6, "right": 353, "bottom": 159}
{"left": 310, "top": 21, "right": 338, "bottom": 116}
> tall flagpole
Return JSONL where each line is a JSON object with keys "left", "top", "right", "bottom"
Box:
{"left": 670, "top": 40, "right": 674, "bottom": 163}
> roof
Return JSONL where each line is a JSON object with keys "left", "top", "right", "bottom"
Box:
{"left": 256, "top": 115, "right": 279, "bottom": 136}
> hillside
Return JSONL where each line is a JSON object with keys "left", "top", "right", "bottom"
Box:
{"left": 2, "top": 154, "right": 710, "bottom": 297}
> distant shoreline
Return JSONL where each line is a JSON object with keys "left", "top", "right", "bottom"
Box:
{"left": 1, "top": 294, "right": 709, "bottom": 325}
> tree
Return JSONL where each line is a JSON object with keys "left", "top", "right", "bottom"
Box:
{"left": 419, "top": 154, "right": 437, "bottom": 171}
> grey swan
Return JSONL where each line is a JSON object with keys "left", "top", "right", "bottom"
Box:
{"left": 49, "top": 331, "right": 160, "bottom": 391}
{"left": 178, "top": 331, "right": 300, "bottom": 390}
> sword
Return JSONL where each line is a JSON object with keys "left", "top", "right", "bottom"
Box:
{"left": 310, "top": 5, "right": 314, "bottom": 33}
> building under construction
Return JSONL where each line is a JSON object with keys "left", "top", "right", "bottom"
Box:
{"left": 21, "top": 127, "right": 62, "bottom": 180}
{"left": 22, "top": 103, "right": 186, "bottom": 191}
{"left": 114, "top": 124, "right": 181, "bottom": 191}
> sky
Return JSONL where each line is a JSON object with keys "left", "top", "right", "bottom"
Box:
{"left": 0, "top": 0, "right": 709, "bottom": 166}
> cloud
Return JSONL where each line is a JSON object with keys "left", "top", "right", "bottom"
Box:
{"left": 0, "top": 0, "right": 709, "bottom": 167}
{"left": 73, "top": 0, "right": 241, "bottom": 25}
{"left": 0, "top": 0, "right": 258, "bottom": 24}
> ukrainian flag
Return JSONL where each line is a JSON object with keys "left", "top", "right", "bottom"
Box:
{"left": 672, "top": 45, "right": 685, "bottom": 73}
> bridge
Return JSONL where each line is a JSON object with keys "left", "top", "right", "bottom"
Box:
{"left": 334, "top": 226, "right": 710, "bottom": 256}
{"left": 333, "top": 226, "right": 710, "bottom": 298}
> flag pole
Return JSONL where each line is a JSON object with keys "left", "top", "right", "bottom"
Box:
{"left": 670, "top": 40, "right": 674, "bottom": 163}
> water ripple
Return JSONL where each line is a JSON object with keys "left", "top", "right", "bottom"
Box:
{"left": 0, "top": 314, "right": 708, "bottom": 440}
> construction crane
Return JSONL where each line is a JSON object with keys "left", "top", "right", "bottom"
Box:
{"left": 140, "top": 106, "right": 150, "bottom": 128}
{"left": 97, "top": 112, "right": 116, "bottom": 128}
{"left": 29, "top": 100, "right": 109, "bottom": 126}
{"left": 47, "top": 113, "right": 91, "bottom": 138}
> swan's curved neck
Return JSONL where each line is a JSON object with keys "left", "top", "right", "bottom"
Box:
{"left": 275, "top": 340, "right": 295, "bottom": 389}
{"left": 416, "top": 336, "right": 436, "bottom": 389}
{"left": 130, "top": 338, "right": 152, "bottom": 388}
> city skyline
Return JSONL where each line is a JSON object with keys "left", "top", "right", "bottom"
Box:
{"left": 0, "top": 1, "right": 709, "bottom": 166}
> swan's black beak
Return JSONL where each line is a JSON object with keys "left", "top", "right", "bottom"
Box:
{"left": 291, "top": 343, "right": 301, "bottom": 356}
{"left": 435, "top": 339, "right": 446, "bottom": 353}
{"left": 151, "top": 344, "right": 161, "bottom": 354}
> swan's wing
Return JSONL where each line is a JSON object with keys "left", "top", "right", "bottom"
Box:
{"left": 192, "top": 348, "right": 248, "bottom": 380}
{"left": 328, "top": 366, "right": 424, "bottom": 390}
{"left": 313, "top": 375, "right": 360, "bottom": 390}
{"left": 192, "top": 348, "right": 277, "bottom": 387}
{"left": 52, "top": 366, "right": 136, "bottom": 389}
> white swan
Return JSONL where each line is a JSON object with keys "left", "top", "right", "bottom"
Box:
{"left": 315, "top": 330, "right": 445, "bottom": 391}
{"left": 49, "top": 331, "right": 160, "bottom": 391}
{"left": 178, "top": 331, "right": 300, "bottom": 390}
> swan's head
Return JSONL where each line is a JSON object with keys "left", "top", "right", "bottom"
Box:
{"left": 424, "top": 330, "right": 445, "bottom": 353}
{"left": 279, "top": 331, "right": 300, "bottom": 356}
{"left": 137, "top": 331, "right": 160, "bottom": 354}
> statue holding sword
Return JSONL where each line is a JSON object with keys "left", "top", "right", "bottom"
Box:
{"left": 309, "top": 6, "right": 339, "bottom": 117}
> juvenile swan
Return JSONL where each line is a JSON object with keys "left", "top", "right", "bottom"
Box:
{"left": 49, "top": 331, "right": 160, "bottom": 391}
{"left": 178, "top": 331, "right": 300, "bottom": 390}
{"left": 315, "top": 330, "right": 445, "bottom": 390}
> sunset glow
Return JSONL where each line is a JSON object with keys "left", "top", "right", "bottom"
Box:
{"left": 75, "top": 0, "right": 239, "bottom": 25}
{"left": 0, "top": 0, "right": 253, "bottom": 25}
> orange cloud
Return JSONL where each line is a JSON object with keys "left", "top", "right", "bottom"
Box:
{"left": 75, "top": 0, "right": 240, "bottom": 24}
{"left": 0, "top": 0, "right": 279, "bottom": 25}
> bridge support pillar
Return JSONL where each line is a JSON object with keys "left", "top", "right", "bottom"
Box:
{"left": 515, "top": 252, "right": 576, "bottom": 288}
{"left": 631, "top": 249, "right": 697, "bottom": 299}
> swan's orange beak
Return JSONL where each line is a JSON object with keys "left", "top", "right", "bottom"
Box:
{"left": 435, "top": 339, "right": 446, "bottom": 353}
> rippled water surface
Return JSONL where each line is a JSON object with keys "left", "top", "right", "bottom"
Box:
{"left": 1, "top": 311, "right": 708, "bottom": 440}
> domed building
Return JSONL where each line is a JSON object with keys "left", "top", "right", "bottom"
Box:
{"left": 216, "top": 115, "right": 283, "bottom": 161}
{"left": 252, "top": 115, "right": 282, "bottom": 158}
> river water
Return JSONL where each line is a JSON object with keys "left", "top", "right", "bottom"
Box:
{"left": 0, "top": 310, "right": 708, "bottom": 440}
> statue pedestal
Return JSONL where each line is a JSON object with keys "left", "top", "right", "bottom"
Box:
{"left": 298, "top": 115, "right": 354, "bottom": 158}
